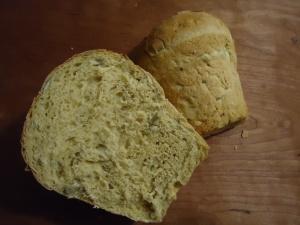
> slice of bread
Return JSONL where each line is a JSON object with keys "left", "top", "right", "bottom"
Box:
{"left": 133, "top": 11, "right": 248, "bottom": 136}
{"left": 21, "top": 50, "right": 208, "bottom": 222}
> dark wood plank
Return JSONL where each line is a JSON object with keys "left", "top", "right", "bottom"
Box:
{"left": 1, "top": 1, "right": 299, "bottom": 225}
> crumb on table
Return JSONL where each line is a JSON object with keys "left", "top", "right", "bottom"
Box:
{"left": 241, "top": 129, "right": 249, "bottom": 138}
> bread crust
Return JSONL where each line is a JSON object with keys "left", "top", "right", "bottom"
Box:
{"left": 135, "top": 11, "right": 248, "bottom": 136}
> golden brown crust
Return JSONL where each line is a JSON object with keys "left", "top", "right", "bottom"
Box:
{"left": 135, "top": 11, "right": 248, "bottom": 136}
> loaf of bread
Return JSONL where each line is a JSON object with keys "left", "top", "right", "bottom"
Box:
{"left": 134, "top": 11, "right": 248, "bottom": 136}
{"left": 21, "top": 50, "right": 208, "bottom": 222}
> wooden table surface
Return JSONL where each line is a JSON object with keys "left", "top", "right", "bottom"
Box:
{"left": 1, "top": 0, "right": 300, "bottom": 225}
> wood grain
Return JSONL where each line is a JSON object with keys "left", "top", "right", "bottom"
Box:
{"left": 0, "top": 1, "right": 300, "bottom": 225}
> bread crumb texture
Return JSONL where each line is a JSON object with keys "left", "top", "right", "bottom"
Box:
{"left": 21, "top": 50, "right": 208, "bottom": 222}
{"left": 135, "top": 11, "right": 248, "bottom": 136}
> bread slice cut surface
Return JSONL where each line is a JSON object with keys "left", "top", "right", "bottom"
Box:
{"left": 22, "top": 49, "right": 208, "bottom": 222}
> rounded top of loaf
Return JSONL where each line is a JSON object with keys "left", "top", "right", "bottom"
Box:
{"left": 145, "top": 11, "right": 232, "bottom": 55}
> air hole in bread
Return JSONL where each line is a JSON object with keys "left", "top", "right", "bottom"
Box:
{"left": 174, "top": 181, "right": 182, "bottom": 188}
